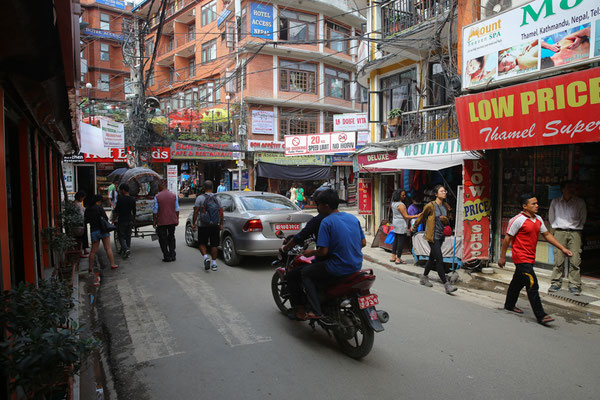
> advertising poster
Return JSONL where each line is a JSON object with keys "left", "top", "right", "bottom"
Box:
{"left": 167, "top": 165, "right": 178, "bottom": 195}
{"left": 100, "top": 119, "right": 125, "bottom": 149}
{"left": 463, "top": 159, "right": 491, "bottom": 261}
{"left": 284, "top": 132, "right": 356, "bottom": 155}
{"left": 358, "top": 178, "right": 373, "bottom": 215}
{"left": 251, "top": 110, "right": 274, "bottom": 134}
{"left": 462, "top": 0, "right": 600, "bottom": 89}
{"left": 250, "top": 3, "right": 273, "bottom": 39}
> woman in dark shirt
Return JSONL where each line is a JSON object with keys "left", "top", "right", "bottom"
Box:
{"left": 85, "top": 194, "right": 118, "bottom": 273}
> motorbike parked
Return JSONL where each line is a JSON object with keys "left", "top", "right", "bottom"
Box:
{"left": 271, "top": 232, "right": 389, "bottom": 359}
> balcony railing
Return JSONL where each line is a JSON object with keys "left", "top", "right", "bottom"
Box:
{"left": 175, "top": 32, "right": 196, "bottom": 48}
{"left": 382, "top": 104, "right": 457, "bottom": 143}
{"left": 382, "top": 0, "right": 450, "bottom": 38}
{"left": 150, "top": 0, "right": 193, "bottom": 26}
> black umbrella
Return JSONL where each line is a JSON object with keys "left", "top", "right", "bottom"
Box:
{"left": 120, "top": 167, "right": 162, "bottom": 197}
{"left": 107, "top": 167, "right": 129, "bottom": 182}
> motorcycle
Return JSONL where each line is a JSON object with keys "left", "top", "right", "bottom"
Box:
{"left": 271, "top": 231, "right": 389, "bottom": 359}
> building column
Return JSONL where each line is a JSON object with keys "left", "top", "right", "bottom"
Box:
{"left": 0, "top": 88, "right": 10, "bottom": 290}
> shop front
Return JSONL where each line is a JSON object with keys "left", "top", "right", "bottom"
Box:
{"left": 331, "top": 155, "right": 357, "bottom": 204}
{"left": 456, "top": 67, "right": 600, "bottom": 278}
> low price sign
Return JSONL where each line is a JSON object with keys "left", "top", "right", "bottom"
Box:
{"left": 463, "top": 159, "right": 491, "bottom": 261}
{"left": 284, "top": 132, "right": 356, "bottom": 156}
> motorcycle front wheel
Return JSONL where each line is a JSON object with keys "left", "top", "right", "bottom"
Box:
{"left": 333, "top": 304, "right": 375, "bottom": 359}
{"left": 271, "top": 271, "right": 292, "bottom": 314}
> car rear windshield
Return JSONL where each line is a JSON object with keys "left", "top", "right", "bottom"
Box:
{"left": 240, "top": 196, "right": 296, "bottom": 211}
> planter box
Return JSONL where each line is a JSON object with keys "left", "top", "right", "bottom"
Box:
{"left": 388, "top": 117, "right": 401, "bottom": 126}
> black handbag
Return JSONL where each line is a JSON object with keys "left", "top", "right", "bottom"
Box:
{"left": 100, "top": 217, "right": 116, "bottom": 233}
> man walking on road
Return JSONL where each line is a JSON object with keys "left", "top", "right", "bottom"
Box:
{"left": 548, "top": 181, "right": 587, "bottom": 295}
{"left": 499, "top": 194, "right": 573, "bottom": 326}
{"left": 112, "top": 183, "right": 136, "bottom": 258}
{"left": 192, "top": 180, "right": 223, "bottom": 271}
{"left": 153, "top": 180, "right": 179, "bottom": 262}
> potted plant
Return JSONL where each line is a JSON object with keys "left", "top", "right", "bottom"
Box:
{"left": 59, "top": 200, "right": 84, "bottom": 238}
{"left": 387, "top": 108, "right": 403, "bottom": 126}
{"left": 42, "top": 228, "right": 79, "bottom": 284}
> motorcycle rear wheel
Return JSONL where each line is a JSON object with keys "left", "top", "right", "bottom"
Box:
{"left": 334, "top": 306, "right": 375, "bottom": 359}
{"left": 271, "top": 271, "right": 292, "bottom": 314}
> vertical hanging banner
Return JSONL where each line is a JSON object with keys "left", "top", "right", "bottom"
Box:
{"left": 167, "top": 165, "right": 178, "bottom": 195}
{"left": 462, "top": 159, "right": 491, "bottom": 261}
{"left": 100, "top": 119, "right": 125, "bottom": 149}
{"left": 358, "top": 178, "right": 373, "bottom": 215}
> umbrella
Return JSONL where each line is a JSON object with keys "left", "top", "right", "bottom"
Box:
{"left": 120, "top": 167, "right": 162, "bottom": 197}
{"left": 107, "top": 167, "right": 129, "bottom": 182}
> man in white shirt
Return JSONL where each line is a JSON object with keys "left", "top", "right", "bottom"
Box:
{"left": 548, "top": 181, "right": 587, "bottom": 295}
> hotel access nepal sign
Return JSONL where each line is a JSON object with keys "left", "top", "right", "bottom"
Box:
{"left": 461, "top": 0, "right": 600, "bottom": 89}
{"left": 456, "top": 67, "right": 600, "bottom": 151}
{"left": 284, "top": 132, "right": 356, "bottom": 156}
{"left": 463, "top": 159, "right": 491, "bottom": 261}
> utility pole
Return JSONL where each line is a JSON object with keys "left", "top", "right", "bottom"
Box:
{"left": 235, "top": 0, "right": 244, "bottom": 190}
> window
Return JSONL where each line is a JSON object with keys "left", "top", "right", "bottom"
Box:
{"left": 213, "top": 78, "right": 221, "bottom": 102}
{"left": 201, "top": 40, "right": 217, "bottom": 63}
{"left": 98, "top": 74, "right": 110, "bottom": 91}
{"left": 198, "top": 83, "right": 208, "bottom": 107}
{"left": 380, "top": 69, "right": 417, "bottom": 139}
{"left": 189, "top": 58, "right": 196, "bottom": 77}
{"left": 236, "top": 65, "right": 246, "bottom": 91}
{"left": 280, "top": 60, "right": 317, "bottom": 93}
{"left": 201, "top": 1, "right": 216, "bottom": 26}
{"left": 240, "top": 196, "right": 296, "bottom": 211}
{"left": 279, "top": 108, "right": 318, "bottom": 140}
{"left": 225, "top": 21, "right": 235, "bottom": 49}
{"left": 326, "top": 21, "right": 350, "bottom": 53}
{"left": 100, "top": 13, "right": 110, "bottom": 30}
{"left": 100, "top": 43, "right": 110, "bottom": 61}
{"left": 122, "top": 18, "right": 131, "bottom": 32}
{"left": 240, "top": 7, "right": 247, "bottom": 36}
{"left": 124, "top": 78, "right": 132, "bottom": 94}
{"left": 147, "top": 72, "right": 155, "bottom": 87}
{"left": 427, "top": 61, "right": 449, "bottom": 107}
{"left": 146, "top": 40, "right": 154, "bottom": 56}
{"left": 323, "top": 111, "right": 334, "bottom": 132}
{"left": 216, "top": 194, "right": 236, "bottom": 212}
{"left": 188, "top": 24, "right": 196, "bottom": 42}
{"left": 279, "top": 10, "right": 316, "bottom": 41}
{"left": 325, "top": 67, "right": 351, "bottom": 100}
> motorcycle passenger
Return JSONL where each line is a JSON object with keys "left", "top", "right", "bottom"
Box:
{"left": 301, "top": 189, "right": 366, "bottom": 320}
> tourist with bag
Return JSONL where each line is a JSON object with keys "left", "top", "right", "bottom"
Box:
{"left": 192, "top": 180, "right": 223, "bottom": 271}
{"left": 84, "top": 194, "right": 118, "bottom": 275}
{"left": 389, "top": 189, "right": 421, "bottom": 264}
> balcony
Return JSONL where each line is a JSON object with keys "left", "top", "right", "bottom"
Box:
{"left": 381, "top": 104, "right": 457, "bottom": 144}
{"left": 382, "top": 0, "right": 450, "bottom": 39}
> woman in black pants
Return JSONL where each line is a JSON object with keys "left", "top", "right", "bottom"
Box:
{"left": 411, "top": 185, "right": 457, "bottom": 294}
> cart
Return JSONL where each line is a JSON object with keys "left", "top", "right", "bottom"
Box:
{"left": 113, "top": 197, "right": 158, "bottom": 253}
{"left": 411, "top": 232, "right": 463, "bottom": 282}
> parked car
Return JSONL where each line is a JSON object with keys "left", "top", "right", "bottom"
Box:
{"left": 185, "top": 191, "right": 313, "bottom": 265}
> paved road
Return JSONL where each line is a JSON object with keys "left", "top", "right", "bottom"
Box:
{"left": 96, "top": 205, "right": 600, "bottom": 400}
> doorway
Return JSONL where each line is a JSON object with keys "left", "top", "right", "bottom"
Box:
{"left": 76, "top": 165, "right": 95, "bottom": 196}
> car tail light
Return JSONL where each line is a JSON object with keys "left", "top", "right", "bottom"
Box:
{"left": 243, "top": 219, "right": 263, "bottom": 232}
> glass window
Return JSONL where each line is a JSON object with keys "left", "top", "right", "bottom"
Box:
{"left": 240, "top": 196, "right": 296, "bottom": 211}
{"left": 279, "top": 10, "right": 316, "bottom": 41}
{"left": 326, "top": 21, "right": 350, "bottom": 53}
{"left": 124, "top": 78, "right": 132, "bottom": 94}
{"left": 189, "top": 58, "right": 196, "bottom": 76}
{"left": 213, "top": 78, "right": 221, "bottom": 102}
{"left": 279, "top": 60, "right": 317, "bottom": 93}
{"left": 325, "top": 67, "right": 351, "bottom": 100}
{"left": 381, "top": 68, "right": 417, "bottom": 118}
{"left": 323, "top": 111, "right": 334, "bottom": 132}
{"left": 201, "top": 39, "right": 217, "bottom": 63}
{"left": 278, "top": 108, "right": 318, "bottom": 140}
{"left": 100, "top": 13, "right": 110, "bottom": 30}
{"left": 428, "top": 61, "right": 449, "bottom": 107}
{"left": 188, "top": 24, "right": 196, "bottom": 41}
{"left": 100, "top": 43, "right": 110, "bottom": 61}
{"left": 198, "top": 83, "right": 208, "bottom": 107}
{"left": 201, "top": 1, "right": 217, "bottom": 26}
{"left": 216, "top": 194, "right": 236, "bottom": 212}
{"left": 98, "top": 74, "right": 110, "bottom": 91}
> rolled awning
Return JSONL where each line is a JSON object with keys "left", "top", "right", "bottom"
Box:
{"left": 256, "top": 162, "right": 330, "bottom": 180}
{"left": 365, "top": 152, "right": 479, "bottom": 171}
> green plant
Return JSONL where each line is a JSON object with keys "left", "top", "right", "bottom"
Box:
{"left": 42, "top": 228, "right": 77, "bottom": 255}
{"left": 0, "top": 279, "right": 100, "bottom": 398}
{"left": 388, "top": 108, "right": 403, "bottom": 119}
{"left": 58, "top": 201, "right": 83, "bottom": 236}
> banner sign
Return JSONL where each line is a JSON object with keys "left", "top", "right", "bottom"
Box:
{"left": 251, "top": 110, "right": 274, "bottom": 134}
{"left": 83, "top": 147, "right": 171, "bottom": 163}
{"left": 167, "top": 165, "right": 178, "bottom": 195}
{"left": 100, "top": 119, "right": 125, "bottom": 149}
{"left": 463, "top": 159, "right": 491, "bottom": 261}
{"left": 170, "top": 142, "right": 236, "bottom": 159}
{"left": 63, "top": 154, "right": 85, "bottom": 163}
{"left": 397, "top": 139, "right": 463, "bottom": 158}
{"left": 331, "top": 155, "right": 353, "bottom": 166}
{"left": 96, "top": 0, "right": 125, "bottom": 10}
{"left": 250, "top": 3, "right": 273, "bottom": 39}
{"left": 462, "top": 0, "right": 600, "bottom": 89}
{"left": 217, "top": 8, "right": 232, "bottom": 27}
{"left": 334, "top": 113, "right": 368, "bottom": 132}
{"left": 358, "top": 178, "right": 373, "bottom": 215}
{"left": 82, "top": 27, "right": 124, "bottom": 41}
{"left": 247, "top": 140, "right": 284, "bottom": 152}
{"left": 254, "top": 152, "right": 328, "bottom": 166}
{"left": 284, "top": 132, "right": 356, "bottom": 156}
{"left": 356, "top": 152, "right": 397, "bottom": 171}
{"left": 456, "top": 67, "right": 600, "bottom": 151}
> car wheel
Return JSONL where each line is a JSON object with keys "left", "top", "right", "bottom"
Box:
{"left": 222, "top": 235, "right": 241, "bottom": 266}
{"left": 185, "top": 223, "right": 197, "bottom": 247}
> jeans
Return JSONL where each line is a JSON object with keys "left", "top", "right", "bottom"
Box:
{"left": 301, "top": 262, "right": 344, "bottom": 315}
{"left": 505, "top": 263, "right": 546, "bottom": 321}
{"left": 156, "top": 224, "right": 176, "bottom": 259}
{"left": 287, "top": 266, "right": 305, "bottom": 308}
{"left": 117, "top": 222, "right": 132, "bottom": 251}
{"left": 392, "top": 233, "right": 406, "bottom": 258}
{"left": 424, "top": 239, "right": 446, "bottom": 283}
{"left": 550, "top": 230, "right": 582, "bottom": 289}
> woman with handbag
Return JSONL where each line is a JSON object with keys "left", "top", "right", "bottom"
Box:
{"left": 411, "top": 185, "right": 457, "bottom": 294}
{"left": 85, "top": 194, "right": 119, "bottom": 274}
{"left": 390, "top": 189, "right": 421, "bottom": 264}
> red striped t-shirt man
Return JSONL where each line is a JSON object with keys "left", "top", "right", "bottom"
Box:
{"left": 506, "top": 212, "right": 547, "bottom": 264}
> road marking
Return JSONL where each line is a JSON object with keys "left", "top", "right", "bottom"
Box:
{"left": 117, "top": 279, "right": 182, "bottom": 364}
{"left": 172, "top": 272, "right": 272, "bottom": 347}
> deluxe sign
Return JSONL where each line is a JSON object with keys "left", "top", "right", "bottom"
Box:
{"left": 284, "top": 132, "right": 356, "bottom": 156}
{"left": 456, "top": 67, "right": 600, "bottom": 150}
{"left": 356, "top": 152, "right": 397, "bottom": 171}
{"left": 250, "top": 3, "right": 273, "bottom": 39}
{"left": 462, "top": 0, "right": 600, "bottom": 89}
{"left": 463, "top": 159, "right": 491, "bottom": 261}
{"left": 333, "top": 113, "right": 368, "bottom": 132}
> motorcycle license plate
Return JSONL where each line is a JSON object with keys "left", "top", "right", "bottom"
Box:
{"left": 358, "top": 294, "right": 379, "bottom": 309}
{"left": 274, "top": 223, "right": 300, "bottom": 231}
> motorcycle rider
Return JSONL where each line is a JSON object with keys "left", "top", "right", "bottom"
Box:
{"left": 300, "top": 189, "right": 366, "bottom": 320}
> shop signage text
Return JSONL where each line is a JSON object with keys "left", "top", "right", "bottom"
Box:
{"left": 170, "top": 142, "right": 238, "bottom": 159}
{"left": 255, "top": 152, "right": 328, "bottom": 166}
{"left": 334, "top": 113, "right": 368, "bottom": 132}
{"left": 456, "top": 67, "right": 600, "bottom": 150}
{"left": 167, "top": 165, "right": 178, "bottom": 195}
{"left": 247, "top": 140, "right": 284, "bottom": 152}
{"left": 82, "top": 27, "right": 124, "bottom": 41}
{"left": 250, "top": 3, "right": 273, "bottom": 39}
{"left": 284, "top": 132, "right": 356, "bottom": 156}
{"left": 463, "top": 159, "right": 491, "bottom": 261}
{"left": 251, "top": 110, "right": 275, "bottom": 134}
{"left": 356, "top": 152, "right": 397, "bottom": 171}
{"left": 81, "top": 147, "right": 170, "bottom": 163}
{"left": 398, "top": 139, "right": 462, "bottom": 158}
{"left": 95, "top": 0, "right": 125, "bottom": 10}
{"left": 358, "top": 178, "right": 373, "bottom": 215}
{"left": 100, "top": 119, "right": 124, "bottom": 149}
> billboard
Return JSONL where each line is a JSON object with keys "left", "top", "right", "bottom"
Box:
{"left": 463, "top": 160, "right": 491, "bottom": 261}
{"left": 284, "top": 132, "right": 356, "bottom": 156}
{"left": 462, "top": 0, "right": 600, "bottom": 90}
{"left": 251, "top": 110, "right": 274, "bottom": 134}
{"left": 250, "top": 3, "right": 273, "bottom": 39}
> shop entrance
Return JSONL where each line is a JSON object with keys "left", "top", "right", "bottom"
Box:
{"left": 76, "top": 165, "right": 95, "bottom": 195}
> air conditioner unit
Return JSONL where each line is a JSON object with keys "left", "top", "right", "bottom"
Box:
{"left": 480, "top": 0, "right": 530, "bottom": 19}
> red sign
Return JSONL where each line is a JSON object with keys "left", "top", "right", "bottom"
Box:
{"left": 358, "top": 178, "right": 373, "bottom": 215}
{"left": 356, "top": 152, "right": 397, "bottom": 172}
{"left": 83, "top": 147, "right": 170, "bottom": 163}
{"left": 456, "top": 67, "right": 600, "bottom": 151}
{"left": 463, "top": 159, "right": 491, "bottom": 261}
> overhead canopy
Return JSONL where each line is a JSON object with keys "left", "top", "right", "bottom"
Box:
{"left": 365, "top": 152, "right": 479, "bottom": 171}
{"left": 257, "top": 162, "right": 330, "bottom": 181}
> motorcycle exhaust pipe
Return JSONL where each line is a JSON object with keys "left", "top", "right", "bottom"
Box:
{"left": 377, "top": 310, "right": 389, "bottom": 323}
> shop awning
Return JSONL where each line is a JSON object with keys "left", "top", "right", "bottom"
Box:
{"left": 256, "top": 162, "right": 330, "bottom": 181}
{"left": 364, "top": 152, "right": 479, "bottom": 171}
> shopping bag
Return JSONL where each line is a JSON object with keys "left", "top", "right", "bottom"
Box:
{"left": 384, "top": 230, "right": 395, "bottom": 245}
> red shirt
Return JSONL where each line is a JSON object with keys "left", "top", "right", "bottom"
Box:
{"left": 506, "top": 212, "right": 548, "bottom": 264}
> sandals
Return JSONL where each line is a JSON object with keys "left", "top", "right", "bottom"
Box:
{"left": 389, "top": 257, "right": 397, "bottom": 262}
{"left": 395, "top": 259, "right": 406, "bottom": 265}
{"left": 504, "top": 306, "right": 524, "bottom": 314}
{"left": 539, "top": 315, "right": 555, "bottom": 325}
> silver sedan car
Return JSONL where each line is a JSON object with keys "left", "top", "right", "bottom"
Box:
{"left": 185, "top": 191, "right": 312, "bottom": 265}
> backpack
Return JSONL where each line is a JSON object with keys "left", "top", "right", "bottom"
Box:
{"left": 199, "top": 194, "right": 220, "bottom": 226}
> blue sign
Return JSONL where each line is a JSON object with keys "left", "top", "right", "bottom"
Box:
{"left": 217, "top": 9, "right": 232, "bottom": 27}
{"left": 95, "top": 0, "right": 126, "bottom": 10}
{"left": 250, "top": 3, "right": 273, "bottom": 39}
{"left": 83, "top": 28, "right": 124, "bottom": 41}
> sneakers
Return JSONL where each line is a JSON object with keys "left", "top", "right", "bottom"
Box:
{"left": 420, "top": 275, "right": 433, "bottom": 287}
{"left": 124, "top": 249, "right": 130, "bottom": 259}
{"left": 204, "top": 257, "right": 211, "bottom": 271}
{"left": 211, "top": 262, "right": 218, "bottom": 271}
{"left": 548, "top": 284, "right": 561, "bottom": 293}
{"left": 569, "top": 287, "right": 582, "bottom": 296}
{"left": 444, "top": 282, "right": 457, "bottom": 294}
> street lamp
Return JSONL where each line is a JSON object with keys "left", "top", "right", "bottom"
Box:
{"left": 85, "top": 82, "right": 92, "bottom": 124}
{"left": 225, "top": 94, "right": 231, "bottom": 134}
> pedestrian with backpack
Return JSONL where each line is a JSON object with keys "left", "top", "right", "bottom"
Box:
{"left": 192, "top": 180, "right": 224, "bottom": 271}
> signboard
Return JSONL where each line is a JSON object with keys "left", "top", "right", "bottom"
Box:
{"left": 217, "top": 8, "right": 232, "bottom": 27}
{"left": 96, "top": 0, "right": 125, "bottom": 10}
{"left": 83, "top": 147, "right": 170, "bottom": 163}
{"left": 462, "top": 0, "right": 600, "bottom": 90}
{"left": 63, "top": 154, "right": 85, "bottom": 163}
{"left": 357, "top": 131, "right": 370, "bottom": 147}
{"left": 334, "top": 113, "right": 368, "bottom": 132}
{"left": 170, "top": 142, "right": 236, "bottom": 159}
{"left": 250, "top": 3, "right": 273, "bottom": 39}
{"left": 251, "top": 110, "right": 274, "bottom": 134}
{"left": 232, "top": 170, "right": 249, "bottom": 190}
{"left": 284, "top": 132, "right": 356, "bottom": 156}
{"left": 100, "top": 119, "right": 124, "bottom": 149}
{"left": 397, "top": 138, "right": 463, "bottom": 158}
{"left": 331, "top": 155, "right": 353, "bottom": 166}
{"left": 254, "top": 152, "right": 328, "bottom": 166}
{"left": 358, "top": 178, "right": 373, "bottom": 215}
{"left": 356, "top": 152, "right": 397, "bottom": 171}
{"left": 463, "top": 159, "right": 491, "bottom": 261}
{"left": 167, "top": 165, "right": 178, "bottom": 195}
{"left": 82, "top": 27, "right": 124, "bottom": 41}
{"left": 456, "top": 67, "right": 600, "bottom": 151}
{"left": 247, "top": 140, "right": 284, "bottom": 152}
{"left": 62, "top": 163, "right": 74, "bottom": 198}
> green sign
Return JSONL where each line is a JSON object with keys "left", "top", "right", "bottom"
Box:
{"left": 255, "top": 152, "right": 328, "bottom": 166}
{"left": 399, "top": 139, "right": 463, "bottom": 158}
